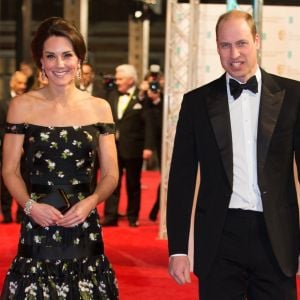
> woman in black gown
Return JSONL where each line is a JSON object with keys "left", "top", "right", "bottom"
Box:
{"left": 1, "top": 17, "right": 119, "bottom": 299}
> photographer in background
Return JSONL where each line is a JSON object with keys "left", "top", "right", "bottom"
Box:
{"left": 102, "top": 74, "right": 116, "bottom": 92}
{"left": 139, "top": 65, "right": 164, "bottom": 221}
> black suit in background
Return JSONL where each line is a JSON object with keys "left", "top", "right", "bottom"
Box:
{"left": 0, "top": 99, "right": 25, "bottom": 223}
{"left": 0, "top": 100, "right": 8, "bottom": 154}
{"left": 103, "top": 87, "right": 155, "bottom": 225}
{"left": 79, "top": 78, "right": 106, "bottom": 99}
{"left": 90, "top": 77, "right": 107, "bottom": 99}
{"left": 0, "top": 99, "right": 13, "bottom": 222}
{"left": 143, "top": 95, "right": 163, "bottom": 220}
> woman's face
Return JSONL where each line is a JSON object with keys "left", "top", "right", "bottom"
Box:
{"left": 40, "top": 35, "right": 80, "bottom": 86}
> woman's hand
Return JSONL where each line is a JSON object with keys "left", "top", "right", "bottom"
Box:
{"left": 56, "top": 195, "right": 98, "bottom": 228}
{"left": 29, "top": 202, "right": 64, "bottom": 227}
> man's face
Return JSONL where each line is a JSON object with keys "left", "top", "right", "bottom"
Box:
{"left": 81, "top": 64, "right": 94, "bottom": 87}
{"left": 20, "top": 63, "right": 33, "bottom": 77}
{"left": 115, "top": 71, "right": 134, "bottom": 94}
{"left": 216, "top": 17, "right": 260, "bottom": 83}
{"left": 11, "top": 73, "right": 27, "bottom": 95}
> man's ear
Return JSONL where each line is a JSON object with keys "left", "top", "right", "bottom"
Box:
{"left": 255, "top": 33, "right": 260, "bottom": 51}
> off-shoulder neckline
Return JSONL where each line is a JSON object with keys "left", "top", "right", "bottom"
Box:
{"left": 9, "top": 122, "right": 114, "bottom": 129}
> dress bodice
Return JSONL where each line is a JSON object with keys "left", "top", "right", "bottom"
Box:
{"left": 5, "top": 123, "right": 115, "bottom": 186}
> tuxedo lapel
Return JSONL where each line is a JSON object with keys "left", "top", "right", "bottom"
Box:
{"left": 122, "top": 92, "right": 138, "bottom": 118}
{"left": 257, "top": 71, "right": 285, "bottom": 181}
{"left": 111, "top": 93, "right": 119, "bottom": 121}
{"left": 206, "top": 75, "right": 233, "bottom": 187}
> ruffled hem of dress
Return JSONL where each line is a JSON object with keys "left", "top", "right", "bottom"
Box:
{"left": 0, "top": 255, "right": 118, "bottom": 300}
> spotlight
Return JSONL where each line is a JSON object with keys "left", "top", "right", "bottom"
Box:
{"left": 131, "top": 0, "right": 152, "bottom": 21}
{"left": 135, "top": 10, "right": 143, "bottom": 19}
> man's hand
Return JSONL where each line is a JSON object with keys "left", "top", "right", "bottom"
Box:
{"left": 169, "top": 255, "right": 191, "bottom": 285}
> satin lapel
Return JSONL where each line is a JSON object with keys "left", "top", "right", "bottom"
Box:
{"left": 206, "top": 75, "right": 233, "bottom": 187}
{"left": 112, "top": 93, "right": 119, "bottom": 121}
{"left": 120, "top": 88, "right": 141, "bottom": 120}
{"left": 257, "top": 72, "right": 285, "bottom": 181}
{"left": 122, "top": 93, "right": 138, "bottom": 118}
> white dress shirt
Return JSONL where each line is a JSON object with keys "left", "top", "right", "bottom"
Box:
{"left": 171, "top": 70, "right": 264, "bottom": 258}
{"left": 117, "top": 86, "right": 135, "bottom": 119}
{"left": 227, "top": 68, "right": 263, "bottom": 212}
{"left": 82, "top": 83, "right": 93, "bottom": 94}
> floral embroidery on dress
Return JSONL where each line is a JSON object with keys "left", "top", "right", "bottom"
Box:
{"left": 45, "top": 159, "right": 56, "bottom": 171}
{"left": 59, "top": 129, "right": 68, "bottom": 142}
{"left": 61, "top": 149, "right": 73, "bottom": 159}
{"left": 57, "top": 171, "right": 65, "bottom": 178}
{"left": 72, "top": 140, "right": 82, "bottom": 148}
{"left": 1, "top": 123, "right": 118, "bottom": 300}
{"left": 50, "top": 141, "right": 58, "bottom": 149}
{"left": 40, "top": 132, "right": 50, "bottom": 141}
{"left": 83, "top": 131, "right": 93, "bottom": 142}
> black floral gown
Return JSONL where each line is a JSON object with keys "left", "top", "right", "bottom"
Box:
{"left": 1, "top": 123, "right": 118, "bottom": 300}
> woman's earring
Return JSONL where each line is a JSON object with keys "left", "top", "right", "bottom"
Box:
{"left": 76, "top": 64, "right": 81, "bottom": 80}
{"left": 41, "top": 66, "right": 46, "bottom": 81}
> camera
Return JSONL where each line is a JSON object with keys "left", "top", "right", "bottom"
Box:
{"left": 148, "top": 64, "right": 161, "bottom": 93}
{"left": 149, "top": 80, "right": 160, "bottom": 92}
{"left": 103, "top": 74, "right": 116, "bottom": 90}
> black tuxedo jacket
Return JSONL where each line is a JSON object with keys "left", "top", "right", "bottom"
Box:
{"left": 143, "top": 95, "right": 163, "bottom": 161}
{"left": 106, "top": 87, "right": 155, "bottom": 159}
{"left": 91, "top": 78, "right": 107, "bottom": 99}
{"left": 167, "top": 68, "right": 300, "bottom": 278}
{"left": 0, "top": 99, "right": 9, "bottom": 160}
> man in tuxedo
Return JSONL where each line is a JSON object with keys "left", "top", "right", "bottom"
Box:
{"left": 101, "top": 64, "right": 155, "bottom": 227}
{"left": 167, "top": 10, "right": 300, "bottom": 299}
{"left": 80, "top": 62, "right": 106, "bottom": 98}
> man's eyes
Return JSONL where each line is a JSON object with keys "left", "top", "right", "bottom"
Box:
{"left": 237, "top": 41, "right": 248, "bottom": 47}
{"left": 219, "top": 41, "right": 248, "bottom": 49}
{"left": 220, "top": 43, "right": 230, "bottom": 49}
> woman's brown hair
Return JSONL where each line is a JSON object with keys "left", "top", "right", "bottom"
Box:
{"left": 31, "top": 17, "right": 86, "bottom": 69}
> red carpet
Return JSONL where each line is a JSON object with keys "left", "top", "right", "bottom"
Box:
{"left": 0, "top": 171, "right": 299, "bottom": 299}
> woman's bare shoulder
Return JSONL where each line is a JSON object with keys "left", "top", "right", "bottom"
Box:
{"left": 7, "top": 90, "right": 45, "bottom": 123}
{"left": 90, "top": 96, "right": 113, "bottom": 121}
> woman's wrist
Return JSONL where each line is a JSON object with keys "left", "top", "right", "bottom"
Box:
{"left": 24, "top": 198, "right": 36, "bottom": 216}
{"left": 89, "top": 193, "right": 100, "bottom": 208}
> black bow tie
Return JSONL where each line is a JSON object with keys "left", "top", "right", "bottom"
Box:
{"left": 229, "top": 76, "right": 258, "bottom": 100}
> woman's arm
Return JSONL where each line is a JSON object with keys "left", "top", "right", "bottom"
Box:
{"left": 2, "top": 133, "right": 29, "bottom": 207}
{"left": 87, "top": 98, "right": 119, "bottom": 207}
{"left": 94, "top": 132, "right": 119, "bottom": 204}
{"left": 57, "top": 98, "right": 119, "bottom": 227}
{"left": 2, "top": 96, "right": 31, "bottom": 207}
{"left": 3, "top": 95, "right": 64, "bottom": 226}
